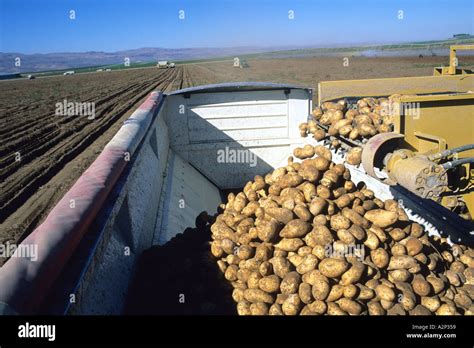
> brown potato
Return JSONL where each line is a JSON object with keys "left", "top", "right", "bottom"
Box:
{"left": 370, "top": 248, "right": 389, "bottom": 268}
{"left": 258, "top": 275, "right": 281, "bottom": 293}
{"left": 341, "top": 261, "right": 366, "bottom": 285}
{"left": 293, "top": 144, "right": 315, "bottom": 159}
{"left": 364, "top": 209, "right": 398, "bottom": 228}
{"left": 296, "top": 254, "right": 319, "bottom": 274}
{"left": 319, "top": 258, "right": 349, "bottom": 278}
{"left": 243, "top": 289, "right": 274, "bottom": 304}
{"left": 346, "top": 147, "right": 362, "bottom": 166}
{"left": 314, "top": 145, "right": 332, "bottom": 161}
{"left": 337, "top": 298, "right": 363, "bottom": 315}
{"left": 279, "top": 219, "right": 311, "bottom": 238}
{"left": 304, "top": 224, "right": 334, "bottom": 247}
{"left": 282, "top": 294, "right": 302, "bottom": 315}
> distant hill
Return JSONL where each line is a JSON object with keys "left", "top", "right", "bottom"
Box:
{"left": 1, "top": 36, "right": 473, "bottom": 74}
{"left": 0, "top": 47, "right": 294, "bottom": 73}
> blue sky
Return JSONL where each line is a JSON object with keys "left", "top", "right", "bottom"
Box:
{"left": 0, "top": 0, "right": 472, "bottom": 53}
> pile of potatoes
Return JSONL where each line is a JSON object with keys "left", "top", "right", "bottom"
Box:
{"left": 299, "top": 96, "right": 401, "bottom": 165}
{"left": 209, "top": 148, "right": 474, "bottom": 315}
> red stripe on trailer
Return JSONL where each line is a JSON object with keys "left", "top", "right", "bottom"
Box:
{"left": 138, "top": 91, "right": 160, "bottom": 111}
{"left": 0, "top": 91, "right": 163, "bottom": 314}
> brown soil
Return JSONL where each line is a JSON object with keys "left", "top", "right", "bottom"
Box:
{"left": 0, "top": 67, "right": 190, "bottom": 262}
{"left": 185, "top": 55, "right": 474, "bottom": 101}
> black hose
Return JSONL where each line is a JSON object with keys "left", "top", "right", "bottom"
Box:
{"left": 430, "top": 143, "right": 474, "bottom": 161}
{"left": 441, "top": 157, "right": 474, "bottom": 169}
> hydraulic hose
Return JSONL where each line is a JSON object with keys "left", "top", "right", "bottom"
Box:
{"left": 429, "top": 144, "right": 474, "bottom": 161}
{"left": 441, "top": 157, "right": 474, "bottom": 170}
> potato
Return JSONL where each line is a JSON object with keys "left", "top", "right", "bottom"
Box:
{"left": 312, "top": 279, "right": 331, "bottom": 301}
{"left": 410, "top": 304, "right": 432, "bottom": 315}
{"left": 348, "top": 224, "right": 366, "bottom": 241}
{"left": 247, "top": 271, "right": 263, "bottom": 289}
{"left": 250, "top": 302, "right": 269, "bottom": 315}
{"left": 297, "top": 254, "right": 319, "bottom": 274}
{"left": 339, "top": 125, "right": 353, "bottom": 137}
{"left": 364, "top": 231, "right": 380, "bottom": 250}
{"left": 337, "top": 298, "right": 363, "bottom": 315}
{"left": 268, "top": 303, "right": 284, "bottom": 315}
{"left": 436, "top": 303, "right": 458, "bottom": 315}
{"left": 304, "top": 224, "right": 334, "bottom": 247}
{"left": 282, "top": 294, "right": 302, "bottom": 315}
{"left": 421, "top": 296, "right": 441, "bottom": 312}
{"left": 311, "top": 107, "right": 323, "bottom": 119}
{"left": 275, "top": 238, "right": 304, "bottom": 252}
{"left": 314, "top": 145, "right": 332, "bottom": 161}
{"left": 318, "top": 258, "right": 349, "bottom": 278}
{"left": 279, "top": 219, "right": 311, "bottom": 238}
{"left": 309, "top": 197, "right": 327, "bottom": 216}
{"left": 243, "top": 289, "right": 274, "bottom": 304}
{"left": 346, "top": 147, "right": 362, "bottom": 166}
{"left": 277, "top": 173, "right": 303, "bottom": 188}
{"left": 454, "top": 293, "right": 472, "bottom": 309}
{"left": 341, "top": 261, "right": 366, "bottom": 285}
{"left": 389, "top": 269, "right": 411, "bottom": 283}
{"left": 364, "top": 209, "right": 398, "bottom": 228}
{"left": 255, "top": 243, "right": 273, "bottom": 261}
{"left": 293, "top": 144, "right": 315, "bottom": 160}
{"left": 326, "top": 284, "right": 344, "bottom": 302}
{"left": 342, "top": 207, "right": 370, "bottom": 228}
{"left": 356, "top": 284, "right": 375, "bottom": 301}
{"left": 299, "top": 282, "right": 313, "bottom": 304}
{"left": 265, "top": 207, "right": 294, "bottom": 224}
{"left": 375, "top": 284, "right": 396, "bottom": 302}
{"left": 321, "top": 170, "right": 340, "bottom": 188}
{"left": 237, "top": 301, "right": 252, "bottom": 315}
{"left": 225, "top": 265, "right": 239, "bottom": 281}
{"left": 412, "top": 275, "right": 432, "bottom": 296}
{"left": 337, "top": 229, "right": 356, "bottom": 245}
{"left": 330, "top": 214, "right": 351, "bottom": 230}
{"left": 388, "top": 255, "right": 418, "bottom": 270}
{"left": 367, "top": 301, "right": 386, "bottom": 315}
{"left": 211, "top": 241, "right": 224, "bottom": 258}
{"left": 371, "top": 248, "right": 390, "bottom": 269}
{"left": 270, "top": 256, "right": 292, "bottom": 278}
{"left": 256, "top": 219, "right": 279, "bottom": 242}
{"left": 387, "top": 303, "right": 406, "bottom": 315}
{"left": 313, "top": 129, "right": 326, "bottom": 141}
{"left": 280, "top": 272, "right": 301, "bottom": 295}
{"left": 326, "top": 302, "right": 347, "bottom": 315}
{"left": 308, "top": 300, "right": 327, "bottom": 314}
{"left": 349, "top": 128, "right": 359, "bottom": 140}
{"left": 288, "top": 253, "right": 304, "bottom": 268}
{"left": 343, "top": 284, "right": 358, "bottom": 299}
{"left": 258, "top": 275, "right": 281, "bottom": 293}
{"left": 211, "top": 221, "right": 236, "bottom": 241}
{"left": 294, "top": 204, "right": 312, "bottom": 222}
{"left": 298, "top": 165, "right": 320, "bottom": 183}
{"left": 259, "top": 261, "right": 273, "bottom": 276}
{"left": 237, "top": 245, "right": 254, "bottom": 260}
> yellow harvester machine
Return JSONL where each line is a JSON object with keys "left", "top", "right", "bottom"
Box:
{"left": 317, "top": 45, "right": 474, "bottom": 243}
